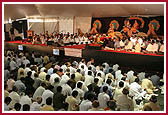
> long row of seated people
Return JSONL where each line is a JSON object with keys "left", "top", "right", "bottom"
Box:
{"left": 4, "top": 50, "right": 164, "bottom": 111}
{"left": 31, "top": 32, "right": 90, "bottom": 46}
{"left": 30, "top": 32, "right": 164, "bottom": 54}
{"left": 102, "top": 35, "right": 164, "bottom": 54}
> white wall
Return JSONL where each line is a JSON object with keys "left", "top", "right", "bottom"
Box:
{"left": 27, "top": 16, "right": 91, "bottom": 35}
{"left": 75, "top": 17, "right": 92, "bottom": 34}
{"left": 28, "top": 18, "right": 58, "bottom": 35}
{"left": 59, "top": 17, "right": 73, "bottom": 34}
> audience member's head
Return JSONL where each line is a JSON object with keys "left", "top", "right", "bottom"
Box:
{"left": 94, "top": 78, "right": 99, "bottom": 84}
{"left": 57, "top": 86, "right": 62, "bottom": 92}
{"left": 134, "top": 78, "right": 140, "bottom": 83}
{"left": 46, "top": 97, "right": 52, "bottom": 105}
{"left": 71, "top": 74, "right": 75, "bottom": 79}
{"left": 97, "top": 73, "right": 101, "bottom": 77}
{"left": 92, "top": 100, "right": 99, "bottom": 108}
{"left": 53, "top": 69, "right": 58, "bottom": 73}
{"left": 88, "top": 84, "right": 93, "bottom": 91}
{"left": 150, "top": 95, "right": 157, "bottom": 103}
{"left": 27, "top": 71, "right": 32, "bottom": 77}
{"left": 122, "top": 87, "right": 129, "bottom": 95}
{"left": 14, "top": 103, "right": 21, "bottom": 111}
{"left": 119, "top": 81, "right": 124, "bottom": 88}
{"left": 88, "top": 66, "right": 92, "bottom": 70}
{"left": 88, "top": 71, "right": 92, "bottom": 76}
{"left": 87, "top": 94, "right": 95, "bottom": 102}
{"left": 54, "top": 77, "right": 60, "bottom": 83}
{"left": 37, "top": 96, "right": 42, "bottom": 104}
{"left": 5, "top": 97, "right": 12, "bottom": 105}
{"left": 62, "top": 102, "right": 69, "bottom": 111}
{"left": 77, "top": 69, "right": 81, "bottom": 73}
{"left": 77, "top": 82, "right": 83, "bottom": 89}
{"left": 41, "top": 82, "right": 47, "bottom": 88}
{"left": 12, "top": 86, "right": 18, "bottom": 92}
{"left": 109, "top": 69, "right": 113, "bottom": 73}
{"left": 108, "top": 100, "right": 117, "bottom": 110}
{"left": 72, "top": 90, "right": 78, "bottom": 98}
{"left": 106, "top": 79, "right": 112, "bottom": 85}
{"left": 23, "top": 104, "right": 30, "bottom": 111}
{"left": 103, "top": 86, "right": 108, "bottom": 93}
{"left": 46, "top": 75, "right": 50, "bottom": 81}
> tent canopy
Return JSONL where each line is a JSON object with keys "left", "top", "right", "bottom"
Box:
{"left": 4, "top": 4, "right": 164, "bottom": 22}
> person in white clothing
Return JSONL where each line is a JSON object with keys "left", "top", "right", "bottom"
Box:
{"left": 116, "top": 87, "right": 134, "bottom": 111}
{"left": 105, "top": 68, "right": 114, "bottom": 82}
{"left": 96, "top": 67, "right": 105, "bottom": 80}
{"left": 79, "top": 93, "right": 94, "bottom": 111}
{"left": 115, "top": 69, "right": 124, "bottom": 84}
{"left": 33, "top": 83, "right": 46, "bottom": 100}
{"left": 73, "top": 82, "right": 84, "bottom": 103}
{"left": 61, "top": 82, "right": 72, "bottom": 96}
{"left": 125, "top": 38, "right": 133, "bottom": 51}
{"left": 8, "top": 86, "right": 20, "bottom": 108}
{"left": 84, "top": 71, "right": 94, "bottom": 86}
{"left": 20, "top": 95, "right": 32, "bottom": 108}
{"left": 146, "top": 41, "right": 153, "bottom": 53}
{"left": 130, "top": 36, "right": 137, "bottom": 46}
{"left": 113, "top": 81, "right": 124, "bottom": 100}
{"left": 16, "top": 55, "right": 22, "bottom": 67}
{"left": 127, "top": 70, "right": 136, "bottom": 84}
{"left": 24, "top": 64, "right": 31, "bottom": 77}
{"left": 30, "top": 96, "right": 42, "bottom": 111}
{"left": 41, "top": 85, "right": 54, "bottom": 105}
{"left": 22, "top": 57, "right": 30, "bottom": 67}
{"left": 88, "top": 100, "right": 104, "bottom": 111}
{"left": 49, "top": 69, "right": 60, "bottom": 85}
{"left": 129, "top": 78, "right": 146, "bottom": 100}
{"left": 138, "top": 37, "right": 143, "bottom": 46}
{"left": 113, "top": 64, "right": 119, "bottom": 72}
{"left": 98, "top": 86, "right": 110, "bottom": 109}
{"left": 95, "top": 73, "right": 104, "bottom": 87}
{"left": 152, "top": 40, "right": 159, "bottom": 53}
{"left": 10, "top": 58, "right": 19, "bottom": 71}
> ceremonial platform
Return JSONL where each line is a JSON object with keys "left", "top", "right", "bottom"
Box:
{"left": 4, "top": 40, "right": 164, "bottom": 72}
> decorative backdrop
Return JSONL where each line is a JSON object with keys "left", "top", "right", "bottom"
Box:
{"left": 91, "top": 16, "right": 164, "bottom": 35}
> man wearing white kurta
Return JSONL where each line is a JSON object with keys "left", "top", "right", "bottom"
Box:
{"left": 84, "top": 71, "right": 94, "bottom": 86}
{"left": 33, "top": 84, "right": 46, "bottom": 100}
{"left": 98, "top": 86, "right": 110, "bottom": 109}
{"left": 8, "top": 87, "right": 20, "bottom": 108}
{"left": 129, "top": 78, "right": 146, "bottom": 100}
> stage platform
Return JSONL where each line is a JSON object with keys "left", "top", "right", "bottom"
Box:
{"left": 4, "top": 41, "right": 164, "bottom": 72}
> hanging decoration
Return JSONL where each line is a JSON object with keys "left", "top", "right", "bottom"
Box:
{"left": 128, "top": 16, "right": 144, "bottom": 28}
{"left": 90, "top": 20, "right": 102, "bottom": 34}
{"left": 109, "top": 20, "right": 119, "bottom": 30}
{"left": 147, "top": 19, "right": 160, "bottom": 37}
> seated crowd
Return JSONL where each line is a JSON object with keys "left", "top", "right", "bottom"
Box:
{"left": 29, "top": 31, "right": 164, "bottom": 54}
{"left": 4, "top": 50, "right": 164, "bottom": 111}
